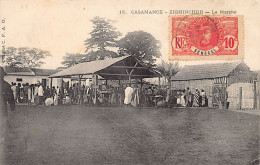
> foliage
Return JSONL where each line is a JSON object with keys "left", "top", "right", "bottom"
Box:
{"left": 61, "top": 53, "right": 87, "bottom": 68}
{"left": 3, "top": 47, "right": 51, "bottom": 67}
{"left": 84, "top": 17, "right": 121, "bottom": 60}
{"left": 156, "top": 60, "right": 181, "bottom": 84}
{"left": 118, "top": 30, "right": 161, "bottom": 67}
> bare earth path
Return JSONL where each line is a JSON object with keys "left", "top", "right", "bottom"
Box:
{"left": 3, "top": 105, "right": 260, "bottom": 165}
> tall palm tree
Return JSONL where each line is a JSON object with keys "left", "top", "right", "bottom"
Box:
{"left": 156, "top": 60, "right": 181, "bottom": 87}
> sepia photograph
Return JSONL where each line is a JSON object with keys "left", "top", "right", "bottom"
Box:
{"left": 0, "top": 0, "right": 260, "bottom": 164}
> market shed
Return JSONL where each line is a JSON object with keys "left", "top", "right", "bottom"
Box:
{"left": 171, "top": 62, "right": 257, "bottom": 109}
{"left": 50, "top": 55, "right": 160, "bottom": 80}
{"left": 50, "top": 55, "right": 161, "bottom": 104}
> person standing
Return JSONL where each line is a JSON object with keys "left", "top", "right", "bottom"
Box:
{"left": 86, "top": 85, "right": 93, "bottom": 106}
{"left": 185, "top": 87, "right": 192, "bottom": 107}
{"left": 165, "top": 86, "right": 171, "bottom": 107}
{"left": 16, "top": 83, "right": 21, "bottom": 103}
{"left": 193, "top": 88, "right": 200, "bottom": 107}
{"left": 124, "top": 84, "right": 134, "bottom": 106}
{"left": 68, "top": 86, "right": 73, "bottom": 105}
{"left": 180, "top": 90, "right": 186, "bottom": 107}
{"left": 200, "top": 89, "right": 206, "bottom": 107}
{"left": 0, "top": 67, "right": 15, "bottom": 164}
{"left": 31, "top": 84, "right": 35, "bottom": 104}
{"left": 28, "top": 84, "right": 32, "bottom": 106}
{"left": 45, "top": 86, "right": 50, "bottom": 99}
{"left": 56, "top": 86, "right": 61, "bottom": 104}
{"left": 23, "top": 83, "right": 29, "bottom": 104}
{"left": 38, "top": 84, "right": 44, "bottom": 105}
{"left": 11, "top": 83, "right": 17, "bottom": 103}
{"left": 131, "top": 84, "right": 139, "bottom": 107}
{"left": 34, "top": 84, "right": 39, "bottom": 105}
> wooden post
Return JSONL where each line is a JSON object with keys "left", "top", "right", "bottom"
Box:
{"left": 50, "top": 78, "right": 53, "bottom": 95}
{"left": 61, "top": 78, "right": 64, "bottom": 98}
{"left": 129, "top": 76, "right": 131, "bottom": 85}
{"left": 239, "top": 87, "right": 242, "bottom": 110}
{"left": 258, "top": 82, "right": 260, "bottom": 110}
{"left": 78, "top": 75, "right": 82, "bottom": 105}
{"left": 92, "top": 74, "right": 98, "bottom": 105}
{"left": 253, "top": 80, "right": 257, "bottom": 109}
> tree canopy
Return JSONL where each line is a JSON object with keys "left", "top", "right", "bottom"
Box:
{"left": 61, "top": 53, "right": 87, "bottom": 68}
{"left": 156, "top": 60, "right": 181, "bottom": 85}
{"left": 3, "top": 47, "right": 51, "bottom": 68}
{"left": 84, "top": 17, "right": 121, "bottom": 61}
{"left": 118, "top": 30, "right": 161, "bottom": 67}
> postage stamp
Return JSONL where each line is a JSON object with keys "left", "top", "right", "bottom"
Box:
{"left": 169, "top": 15, "right": 244, "bottom": 61}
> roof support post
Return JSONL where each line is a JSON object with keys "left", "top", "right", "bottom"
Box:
{"left": 129, "top": 76, "right": 131, "bottom": 86}
{"left": 92, "top": 74, "right": 98, "bottom": 105}
{"left": 61, "top": 77, "right": 64, "bottom": 99}
{"left": 78, "top": 75, "right": 83, "bottom": 105}
{"left": 130, "top": 62, "right": 138, "bottom": 75}
{"left": 50, "top": 77, "right": 53, "bottom": 96}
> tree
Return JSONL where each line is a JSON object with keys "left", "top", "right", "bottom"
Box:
{"left": 157, "top": 60, "right": 181, "bottom": 85}
{"left": 61, "top": 53, "right": 87, "bottom": 68}
{"left": 84, "top": 17, "right": 121, "bottom": 61}
{"left": 118, "top": 30, "right": 161, "bottom": 67}
{"left": 3, "top": 47, "right": 51, "bottom": 67}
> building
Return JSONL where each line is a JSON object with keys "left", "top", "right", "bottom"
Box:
{"left": 50, "top": 55, "right": 161, "bottom": 105}
{"left": 171, "top": 62, "right": 257, "bottom": 109}
{"left": 4, "top": 67, "right": 60, "bottom": 87}
{"left": 255, "top": 70, "right": 260, "bottom": 109}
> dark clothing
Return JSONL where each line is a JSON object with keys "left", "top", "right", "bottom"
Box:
{"left": 45, "top": 88, "right": 50, "bottom": 98}
{"left": 1, "top": 80, "right": 15, "bottom": 113}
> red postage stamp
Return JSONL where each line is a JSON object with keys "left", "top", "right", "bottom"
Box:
{"left": 169, "top": 15, "right": 244, "bottom": 60}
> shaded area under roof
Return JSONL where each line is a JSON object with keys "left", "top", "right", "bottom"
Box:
{"left": 171, "top": 61, "right": 246, "bottom": 81}
{"left": 50, "top": 55, "right": 161, "bottom": 79}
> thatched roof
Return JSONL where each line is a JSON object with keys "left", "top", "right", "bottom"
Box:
{"left": 171, "top": 61, "right": 250, "bottom": 81}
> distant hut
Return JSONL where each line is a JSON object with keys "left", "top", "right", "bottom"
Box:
{"left": 171, "top": 62, "right": 257, "bottom": 109}
{"left": 4, "top": 67, "right": 59, "bottom": 87}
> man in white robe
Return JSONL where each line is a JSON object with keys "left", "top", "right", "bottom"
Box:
{"left": 124, "top": 84, "right": 134, "bottom": 105}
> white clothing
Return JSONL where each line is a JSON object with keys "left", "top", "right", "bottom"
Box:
{"left": 177, "top": 98, "right": 181, "bottom": 104}
{"left": 124, "top": 87, "right": 134, "bottom": 104}
{"left": 38, "top": 86, "right": 44, "bottom": 96}
{"left": 34, "top": 86, "right": 38, "bottom": 96}
{"left": 45, "top": 98, "right": 53, "bottom": 106}
{"left": 54, "top": 94, "right": 58, "bottom": 105}
{"left": 180, "top": 95, "right": 186, "bottom": 106}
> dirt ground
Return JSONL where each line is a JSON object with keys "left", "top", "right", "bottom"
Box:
{"left": 3, "top": 105, "right": 260, "bottom": 165}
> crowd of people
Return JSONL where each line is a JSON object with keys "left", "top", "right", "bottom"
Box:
{"left": 9, "top": 81, "right": 208, "bottom": 108}
{"left": 173, "top": 87, "right": 208, "bottom": 107}
{"left": 10, "top": 82, "right": 64, "bottom": 106}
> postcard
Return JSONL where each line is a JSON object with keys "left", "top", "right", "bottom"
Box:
{"left": 0, "top": 0, "right": 259, "bottom": 164}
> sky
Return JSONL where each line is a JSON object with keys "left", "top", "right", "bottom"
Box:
{"left": 1, "top": 0, "right": 260, "bottom": 70}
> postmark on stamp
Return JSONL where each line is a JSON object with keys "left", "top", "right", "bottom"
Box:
{"left": 169, "top": 15, "right": 244, "bottom": 61}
